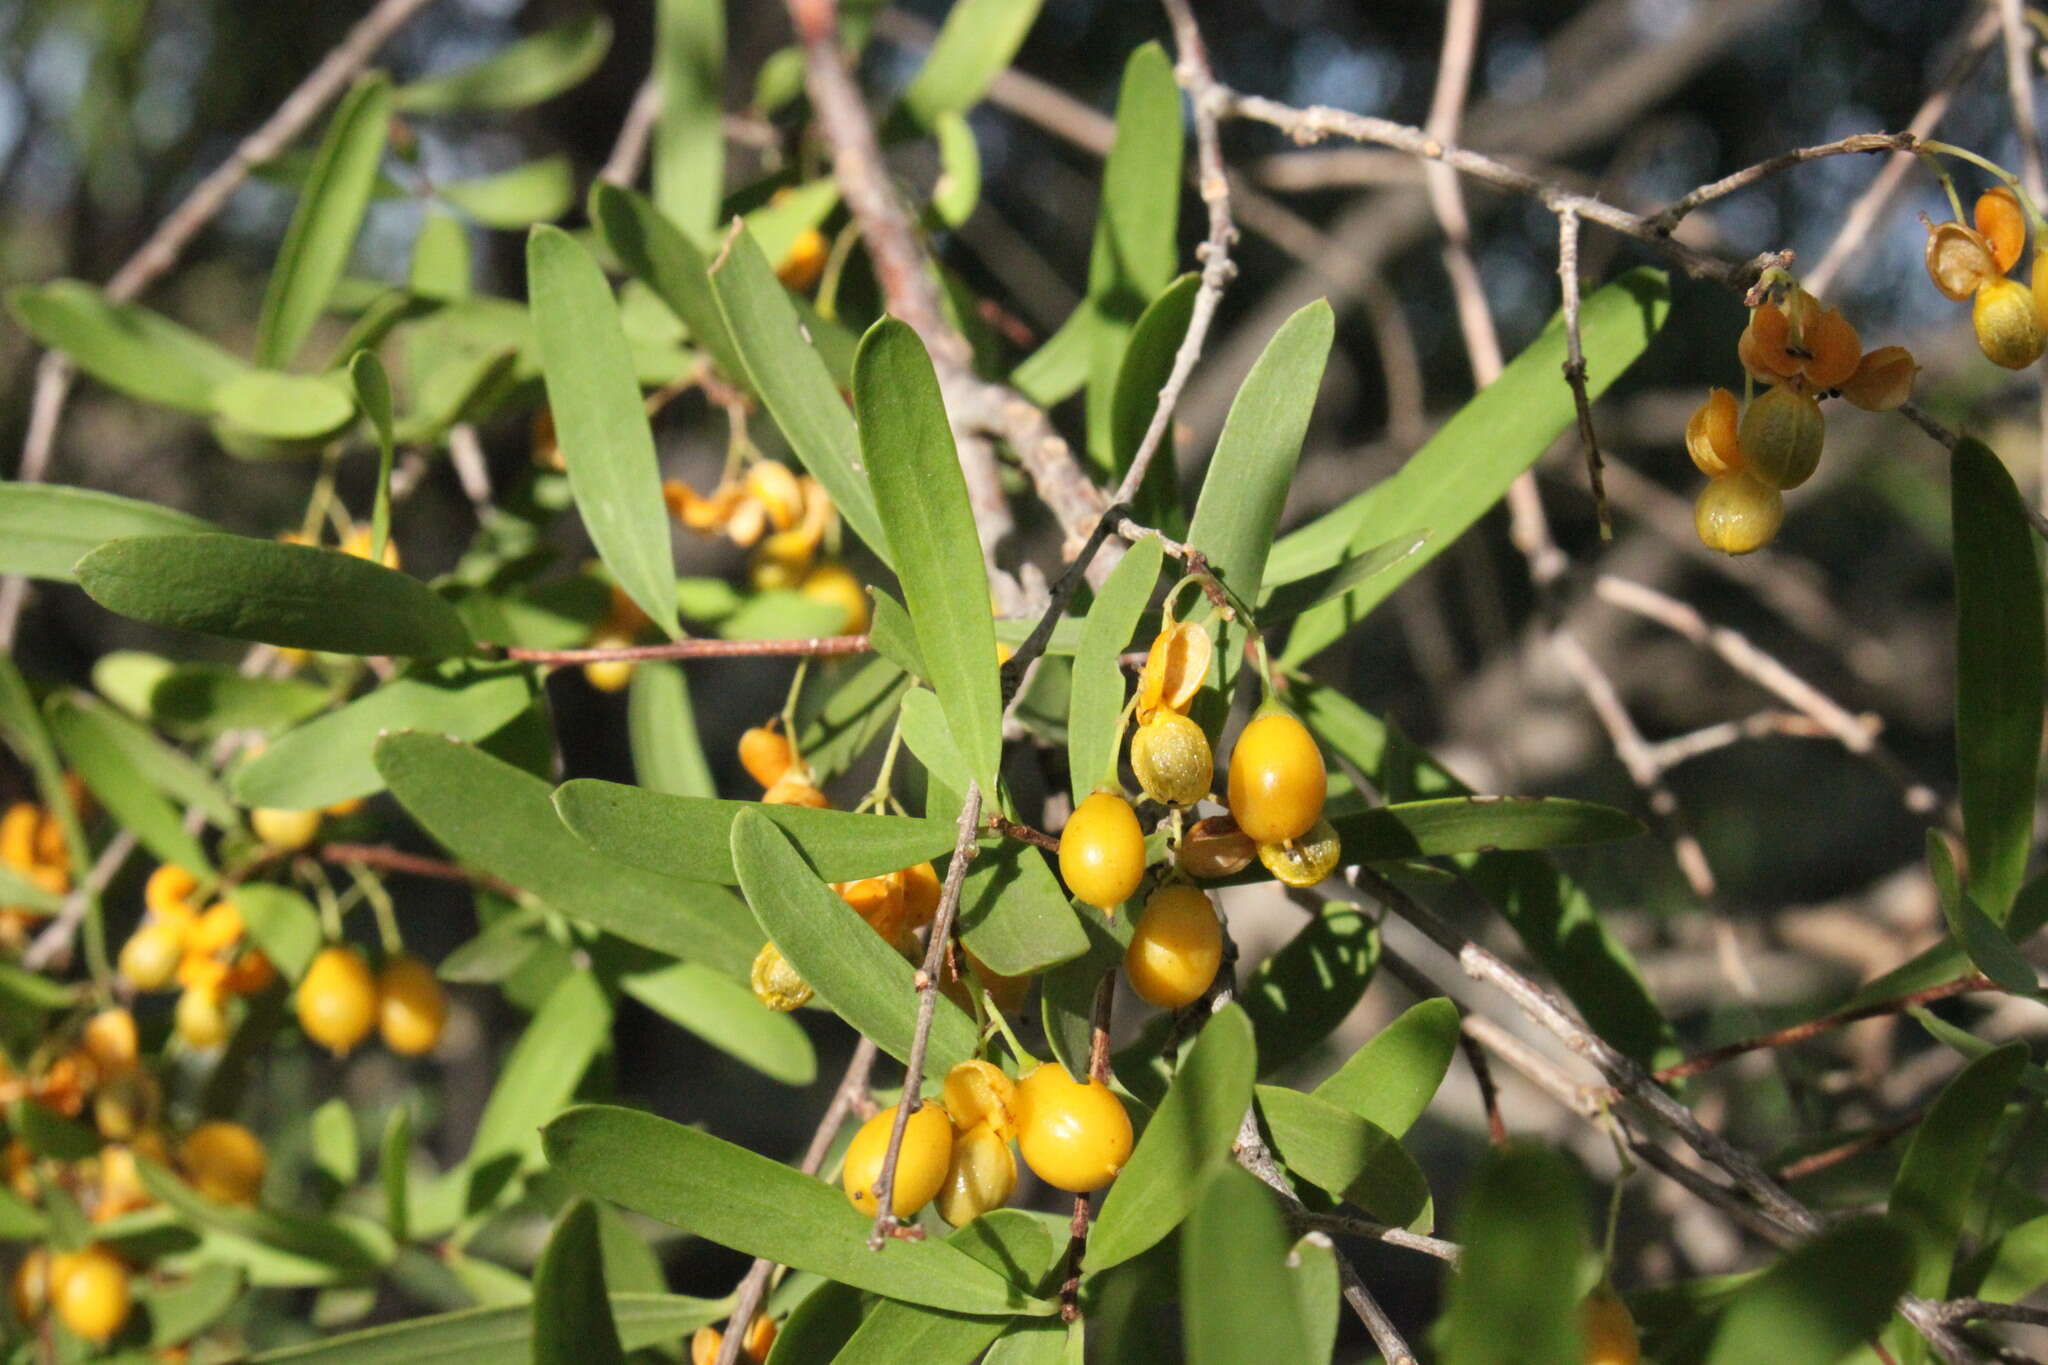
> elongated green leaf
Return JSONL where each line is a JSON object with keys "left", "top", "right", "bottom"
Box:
{"left": 0, "top": 862, "right": 62, "bottom": 915}
{"left": 1275, "top": 270, "right": 1669, "bottom": 662}
{"left": 380, "top": 1106, "right": 411, "bottom": 1242}
{"left": 212, "top": 370, "right": 357, "bottom": 440}
{"left": 138, "top": 1262, "right": 243, "bottom": 1348}
{"left": 1704, "top": 1217, "right": 1914, "bottom": 1365}
{"left": 234, "top": 661, "right": 534, "bottom": 811}
{"left": 138, "top": 1159, "right": 394, "bottom": 1280}
{"left": 77, "top": 534, "right": 475, "bottom": 658}
{"left": 956, "top": 839, "right": 1089, "bottom": 977}
{"left": 135, "top": 661, "right": 330, "bottom": 740}
{"left": 866, "top": 590, "right": 923, "bottom": 678}
{"left": 900, "top": 0, "right": 1045, "bottom": 125}
{"left": 410, "top": 211, "right": 471, "bottom": 300}
{"left": 1090, "top": 1004, "right": 1256, "bottom": 1271}
{"left": 1972, "top": 1212, "right": 2048, "bottom": 1303}
{"left": 1952, "top": 438, "right": 2044, "bottom": 922}
{"left": 534, "top": 1201, "right": 624, "bottom": 1365}
{"left": 440, "top": 157, "right": 574, "bottom": 228}
{"left": 544, "top": 1106, "right": 1047, "bottom": 1316}
{"left": 248, "top": 1295, "right": 726, "bottom": 1365}
{"left": 0, "top": 485, "right": 218, "bottom": 583}
{"left": 1926, "top": 831, "right": 2039, "bottom": 994}
{"left": 653, "top": 0, "right": 724, "bottom": 242}
{"left": 311, "top": 1098, "right": 360, "bottom": 1190}
{"left": 856, "top": 319, "right": 1001, "bottom": 790}
{"left": 1314, "top": 997, "right": 1461, "bottom": 1138}
{"left": 1040, "top": 906, "right": 1128, "bottom": 1084}
{"left": 233, "top": 884, "right": 324, "bottom": 983}
{"left": 931, "top": 111, "right": 981, "bottom": 226}
{"left": 730, "top": 809, "right": 978, "bottom": 1070}
{"left": 1257, "top": 530, "right": 1429, "bottom": 623}
{"left": 590, "top": 184, "right": 744, "bottom": 385}
{"left": 8, "top": 281, "right": 246, "bottom": 412}
{"left": 1288, "top": 1235, "right": 1340, "bottom": 1364}
{"left": 796, "top": 656, "right": 908, "bottom": 783}
{"left": 1180, "top": 1166, "right": 1311, "bottom": 1365}
{"left": 46, "top": 693, "right": 211, "bottom": 875}
{"left": 1068, "top": 534, "right": 1163, "bottom": 804}
{"left": 739, "top": 179, "right": 840, "bottom": 272}
{"left": 351, "top": 351, "right": 396, "bottom": 565}
{"left": 825, "top": 1211, "right": 1058, "bottom": 1362}
{"left": 1109, "top": 274, "right": 1197, "bottom": 530}
{"left": 626, "top": 662, "right": 715, "bottom": 797}
{"left": 1442, "top": 1145, "right": 1586, "bottom": 1365}
{"left": 375, "top": 733, "right": 757, "bottom": 977}
{"left": 528, "top": 226, "right": 681, "bottom": 638}
{"left": 0, "top": 963, "right": 77, "bottom": 1013}
{"left": 395, "top": 16, "right": 612, "bottom": 113}
{"left": 1240, "top": 904, "right": 1378, "bottom": 1074}
{"left": 621, "top": 960, "right": 817, "bottom": 1085}
{"left": 900, "top": 685, "right": 972, "bottom": 799}
{"left": 1256, "top": 1085, "right": 1430, "bottom": 1227}
{"left": 1332, "top": 796, "right": 1645, "bottom": 863}
{"left": 256, "top": 75, "right": 392, "bottom": 369}
{"left": 54, "top": 690, "right": 237, "bottom": 829}
{"left": 708, "top": 229, "right": 888, "bottom": 561}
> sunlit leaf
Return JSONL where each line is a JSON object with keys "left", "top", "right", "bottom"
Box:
{"left": 1313, "top": 997, "right": 1461, "bottom": 1138}
{"left": 1067, "top": 534, "right": 1163, "bottom": 805}
{"left": 652, "top": 0, "right": 724, "bottom": 242}
{"left": 1180, "top": 1166, "right": 1311, "bottom": 1365}
{"left": 1704, "top": 1217, "right": 1913, "bottom": 1365}
{"left": 620, "top": 960, "right": 817, "bottom": 1085}
{"left": 1441, "top": 1144, "right": 1586, "bottom": 1365}
{"left": 533, "top": 1201, "right": 624, "bottom": 1365}
{"left": 899, "top": 0, "right": 1046, "bottom": 126}
{"left": 6, "top": 282, "right": 245, "bottom": 413}
{"left": 440, "top": 157, "right": 574, "bottom": 229}
{"left": 45, "top": 692, "right": 212, "bottom": 875}
{"left": 1256, "top": 1084, "right": 1430, "bottom": 1227}
{"left": 1240, "top": 904, "right": 1378, "bottom": 1075}
{"left": 394, "top": 16, "right": 612, "bottom": 113}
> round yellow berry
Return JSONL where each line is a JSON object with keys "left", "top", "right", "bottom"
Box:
{"left": 1694, "top": 472, "right": 1784, "bottom": 556}
{"left": 797, "top": 560, "right": 870, "bottom": 635}
{"left": 1176, "top": 816, "right": 1257, "bottom": 880}
{"left": 1579, "top": 1285, "right": 1640, "bottom": 1365}
{"left": 119, "top": 923, "right": 184, "bottom": 992}
{"left": 173, "top": 986, "right": 230, "bottom": 1050}
{"left": 935, "top": 1121, "right": 1017, "bottom": 1227}
{"left": 297, "top": 946, "right": 377, "bottom": 1057}
{"left": 251, "top": 806, "right": 322, "bottom": 852}
{"left": 1130, "top": 711, "right": 1213, "bottom": 807}
{"left": 751, "top": 942, "right": 813, "bottom": 1012}
{"left": 49, "top": 1245, "right": 130, "bottom": 1342}
{"left": 738, "top": 726, "right": 797, "bottom": 789}
{"left": 1257, "top": 816, "right": 1343, "bottom": 889}
{"left": 841, "top": 1103, "right": 954, "bottom": 1217}
{"left": 180, "top": 1120, "right": 266, "bottom": 1206}
{"left": 1123, "top": 884, "right": 1223, "bottom": 1009}
{"left": 1058, "top": 791, "right": 1147, "bottom": 911}
{"left": 377, "top": 954, "right": 448, "bottom": 1057}
{"left": 81, "top": 1008, "right": 138, "bottom": 1075}
{"left": 941, "top": 1060, "right": 1020, "bottom": 1140}
{"left": 1226, "top": 712, "right": 1326, "bottom": 845}
{"left": 144, "top": 863, "right": 199, "bottom": 918}
{"left": 1015, "top": 1063, "right": 1132, "bottom": 1194}
{"left": 1736, "top": 383, "right": 1824, "bottom": 491}
{"left": 1973, "top": 277, "right": 2047, "bottom": 369}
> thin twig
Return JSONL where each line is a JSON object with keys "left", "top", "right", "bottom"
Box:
{"left": 1654, "top": 974, "right": 1994, "bottom": 1082}
{"left": 986, "top": 813, "right": 1060, "bottom": 853}
{"left": 315, "top": 842, "right": 523, "bottom": 901}
{"left": 1289, "top": 1211, "right": 1462, "bottom": 1264}
{"left": 1058, "top": 969, "right": 1117, "bottom": 1322}
{"left": 1459, "top": 1028, "right": 1510, "bottom": 1146}
{"left": 1774, "top": 1112, "right": 1921, "bottom": 1182}
{"left": 867, "top": 782, "right": 982, "bottom": 1248}
{"left": 1000, "top": 501, "right": 1137, "bottom": 704}
{"left": 1931, "top": 1300, "right": 2048, "bottom": 1330}
{"left": 497, "top": 634, "right": 871, "bottom": 664}
{"left": 1556, "top": 207, "right": 1611, "bottom": 536}
{"left": 601, "top": 75, "right": 664, "bottom": 188}
{"left": 22, "top": 831, "right": 137, "bottom": 974}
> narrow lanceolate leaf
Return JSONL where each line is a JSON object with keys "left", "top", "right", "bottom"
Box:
{"left": 533, "top": 1201, "right": 624, "bottom": 1365}
{"left": 1067, "top": 534, "right": 1164, "bottom": 805}
{"left": 0, "top": 485, "right": 217, "bottom": 583}
{"left": 823, "top": 1212, "right": 1059, "bottom": 1362}
{"left": 7, "top": 282, "right": 246, "bottom": 413}
{"left": 855, "top": 319, "right": 1002, "bottom": 791}
{"left": 375, "top": 733, "right": 758, "bottom": 978}
{"left": 544, "top": 1106, "right": 1049, "bottom": 1316}
{"left": 528, "top": 226, "right": 681, "bottom": 638}
{"left": 1256, "top": 1085, "right": 1430, "bottom": 1227}
{"left": 49, "top": 692, "right": 237, "bottom": 830}
{"left": 729, "top": 809, "right": 978, "bottom": 1071}
{"left": 233, "top": 661, "right": 534, "bottom": 812}
{"left": 627, "top": 661, "right": 716, "bottom": 798}
{"left": 1331, "top": 796, "right": 1645, "bottom": 862}
{"left": 1180, "top": 1166, "right": 1312, "bottom": 1365}
{"left": 899, "top": 0, "right": 1046, "bottom": 126}
{"left": 1314, "top": 997, "right": 1461, "bottom": 1138}
{"left": 555, "top": 780, "right": 959, "bottom": 885}
{"left": 1186, "top": 300, "right": 1332, "bottom": 615}
{"left": 620, "top": 961, "right": 816, "bottom": 1085}
{"left": 1240, "top": 904, "right": 1378, "bottom": 1075}
{"left": 438, "top": 157, "right": 575, "bottom": 229}
{"left": 1703, "top": 1217, "right": 1914, "bottom": 1365}
{"left": 1926, "top": 831, "right": 2039, "bottom": 994}
{"left": 255, "top": 75, "right": 392, "bottom": 370}
{"left": 77, "top": 534, "right": 474, "bottom": 659}
{"left": 1442, "top": 1145, "right": 1587, "bottom": 1365}
{"left": 394, "top": 15, "right": 612, "bottom": 113}
{"left": 956, "top": 839, "right": 1089, "bottom": 977}
{"left": 46, "top": 694, "right": 212, "bottom": 876}
{"left": 1256, "top": 529, "right": 1430, "bottom": 623}
{"left": 233, "top": 885, "right": 322, "bottom": 984}
{"left": 1090, "top": 1004, "right": 1256, "bottom": 1271}
{"left": 1951, "top": 438, "right": 2043, "bottom": 922}
{"left": 652, "top": 0, "right": 724, "bottom": 243}
{"left": 589, "top": 184, "right": 744, "bottom": 385}
{"left": 1110, "top": 274, "right": 1198, "bottom": 529}
{"left": 211, "top": 371, "right": 356, "bottom": 441}
{"left": 1288, "top": 1234, "right": 1341, "bottom": 1365}
{"left": 708, "top": 229, "right": 887, "bottom": 561}
{"left": 1273, "top": 269, "right": 1671, "bottom": 663}
{"left": 350, "top": 352, "right": 396, "bottom": 565}
{"left": 250, "top": 1297, "right": 726, "bottom": 1365}
{"left": 135, "top": 1159, "right": 395, "bottom": 1280}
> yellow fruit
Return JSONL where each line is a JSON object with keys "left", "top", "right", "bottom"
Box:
{"left": 835, "top": 875, "right": 906, "bottom": 940}
{"left": 1579, "top": 1285, "right": 1641, "bottom": 1365}
{"left": 117, "top": 926, "right": 181, "bottom": 994}
{"left": 80, "top": 1008, "right": 138, "bottom": 1075}
{"left": 841, "top": 1104, "right": 954, "bottom": 1217}
{"left": 1124, "top": 884, "right": 1223, "bottom": 1009}
{"left": 251, "top": 806, "right": 322, "bottom": 852}
{"left": 1976, "top": 186, "right": 2027, "bottom": 274}
{"left": 690, "top": 1327, "right": 722, "bottom": 1365}
{"left": 0, "top": 803, "right": 39, "bottom": 871}
{"left": 49, "top": 1245, "right": 130, "bottom": 1342}
{"left": 92, "top": 1070, "right": 155, "bottom": 1143}
{"left": 12, "top": 1246, "right": 49, "bottom": 1323}
{"left": 1015, "top": 1063, "right": 1132, "bottom": 1194}
{"left": 297, "top": 946, "right": 377, "bottom": 1057}
{"left": 738, "top": 726, "right": 797, "bottom": 789}
{"left": 1683, "top": 388, "right": 1744, "bottom": 477}
{"left": 1973, "top": 277, "right": 2046, "bottom": 369}
{"left": 1736, "top": 383, "right": 1824, "bottom": 490}
{"left": 1176, "top": 816, "right": 1257, "bottom": 880}
{"left": 377, "top": 955, "right": 448, "bottom": 1057}
{"left": 751, "top": 942, "right": 813, "bottom": 1011}
{"left": 763, "top": 777, "right": 831, "bottom": 809}
{"left": 1135, "top": 621, "right": 1213, "bottom": 723}
{"left": 1130, "top": 712, "right": 1213, "bottom": 807}
{"left": 1226, "top": 712, "right": 1326, "bottom": 844}
{"left": 942, "top": 1060, "right": 1020, "bottom": 1140}
{"left": 935, "top": 1121, "right": 1017, "bottom": 1227}
{"left": 180, "top": 1120, "right": 266, "bottom": 1205}
{"left": 94, "top": 1144, "right": 153, "bottom": 1220}
{"left": 741, "top": 1314, "right": 778, "bottom": 1362}
{"left": 797, "top": 560, "right": 869, "bottom": 635}
{"left": 144, "top": 864, "right": 199, "bottom": 918}
{"left": 896, "top": 861, "right": 943, "bottom": 930}
{"left": 341, "top": 526, "right": 401, "bottom": 570}
{"left": 1258, "top": 816, "right": 1343, "bottom": 889}
{"left": 186, "top": 900, "right": 244, "bottom": 956}
{"left": 1058, "top": 791, "right": 1147, "bottom": 911}
{"left": 777, "top": 227, "right": 829, "bottom": 292}
{"left": 581, "top": 633, "right": 636, "bottom": 694}
{"left": 1694, "top": 472, "right": 1785, "bottom": 556}
{"left": 1926, "top": 220, "right": 2000, "bottom": 300}
{"left": 173, "top": 986, "right": 230, "bottom": 1049}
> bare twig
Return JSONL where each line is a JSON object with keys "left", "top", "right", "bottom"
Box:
{"left": 1058, "top": 969, "right": 1117, "bottom": 1322}
{"left": 867, "top": 782, "right": 982, "bottom": 1247}
{"left": 1460, "top": 1027, "right": 1510, "bottom": 1146}
{"left": 1997, "top": 0, "right": 2048, "bottom": 519}
{"left": 1654, "top": 974, "right": 1994, "bottom": 1082}
{"left": 999, "top": 502, "right": 1137, "bottom": 704}
{"left": 1290, "top": 1210, "right": 1463, "bottom": 1264}
{"left": 1774, "top": 1112, "right": 1920, "bottom": 1182}
{"left": 986, "top": 813, "right": 1060, "bottom": 853}
{"left": 1556, "top": 207, "right": 1611, "bottom": 537}
{"left": 22, "top": 831, "right": 137, "bottom": 974}
{"left": 315, "top": 842, "right": 523, "bottom": 901}
{"left": 496, "top": 634, "right": 871, "bottom": 665}
{"left": 601, "top": 75, "right": 664, "bottom": 188}
{"left": 1931, "top": 1300, "right": 2048, "bottom": 1330}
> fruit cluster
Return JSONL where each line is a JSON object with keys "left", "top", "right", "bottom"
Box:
{"left": 664, "top": 462, "right": 868, "bottom": 633}
{"left": 0, "top": 791, "right": 74, "bottom": 949}
{"left": 689, "top": 1313, "right": 778, "bottom": 1365}
{"left": 295, "top": 944, "right": 447, "bottom": 1058}
{"left": 1925, "top": 185, "right": 2048, "bottom": 369}
{"left": 117, "top": 865, "right": 279, "bottom": 1050}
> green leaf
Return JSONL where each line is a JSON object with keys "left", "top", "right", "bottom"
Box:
{"left": 8, "top": 281, "right": 244, "bottom": 412}
{"left": 1332, "top": 796, "right": 1646, "bottom": 862}
{"left": 1313, "top": 997, "right": 1461, "bottom": 1138}
{"left": 233, "top": 883, "right": 325, "bottom": 984}
{"left": 1040, "top": 906, "right": 1129, "bottom": 1084}
{"left": 534, "top": 1201, "right": 624, "bottom": 1365}
{"left": 1089, "top": 1003, "right": 1256, "bottom": 1271}
{"left": 133, "top": 661, "right": 331, "bottom": 740}
{"left": 211, "top": 371, "right": 357, "bottom": 440}
{"left": 729, "top": 808, "right": 979, "bottom": 1071}
{"left": 932, "top": 111, "right": 981, "bottom": 226}
{"left": 821, "top": 1210, "right": 1059, "bottom": 1361}
{"left": 1067, "top": 534, "right": 1163, "bottom": 805}
{"left": 956, "top": 839, "right": 1089, "bottom": 977}
{"left": 394, "top": 16, "right": 612, "bottom": 113}
{"left": 256, "top": 75, "right": 393, "bottom": 369}
{"left": 899, "top": 0, "right": 1046, "bottom": 126}
{"left": 590, "top": 183, "right": 744, "bottom": 385}
{"left": 234, "top": 660, "right": 534, "bottom": 811}
{"left": 626, "top": 661, "right": 715, "bottom": 797}
{"left": 1256, "top": 529, "right": 1430, "bottom": 624}
{"left": 1274, "top": 270, "right": 1670, "bottom": 663}
{"left": 1442, "top": 1145, "right": 1587, "bottom": 1365}
{"left": 868, "top": 588, "right": 928, "bottom": 679}
{"left": 1952, "top": 438, "right": 2044, "bottom": 922}
{"left": 12, "top": 1098, "right": 99, "bottom": 1160}
{"left": 544, "top": 1105, "right": 1048, "bottom": 1316}
{"left": 1256, "top": 1084, "right": 1430, "bottom": 1226}
{"left": 53, "top": 689, "right": 237, "bottom": 829}
{"left": 351, "top": 352, "right": 396, "bottom": 565}
{"left": 1179, "top": 1166, "right": 1312, "bottom": 1365}
{"left": 0, "top": 484, "right": 218, "bottom": 583}
{"left": 440, "top": 157, "right": 574, "bottom": 229}
{"left": 653, "top": 0, "right": 725, "bottom": 242}
{"left": 77, "top": 534, "right": 475, "bottom": 658}
{"left": 1704, "top": 1217, "right": 1914, "bottom": 1365}
{"left": 708, "top": 228, "right": 888, "bottom": 562}
{"left": 1287, "top": 1234, "right": 1340, "bottom": 1365}
{"left": 855, "top": 319, "right": 1001, "bottom": 790}
{"left": 1240, "top": 904, "right": 1379, "bottom": 1074}
{"left": 0, "top": 862, "right": 63, "bottom": 915}
{"left": 138, "top": 1261, "right": 244, "bottom": 1348}
{"left": 312, "top": 1097, "right": 360, "bottom": 1190}
{"left": 0, "top": 962, "right": 78, "bottom": 1013}
{"left": 620, "top": 960, "right": 817, "bottom": 1085}
{"left": 375, "top": 733, "right": 758, "bottom": 977}
{"left": 380, "top": 1106, "right": 411, "bottom": 1242}
{"left": 247, "top": 1295, "right": 726, "bottom": 1365}
{"left": 555, "top": 780, "right": 959, "bottom": 885}
{"left": 900, "top": 686, "right": 971, "bottom": 799}
{"left": 45, "top": 692, "right": 212, "bottom": 875}
{"left": 527, "top": 225, "right": 681, "bottom": 638}
{"left": 1109, "top": 274, "right": 1197, "bottom": 530}
{"left": 796, "top": 656, "right": 909, "bottom": 784}
{"left": 137, "top": 1159, "right": 394, "bottom": 1282}
{"left": 1926, "top": 831, "right": 2039, "bottom": 994}
{"left": 409, "top": 211, "right": 471, "bottom": 300}
{"left": 1971, "top": 1211, "right": 2048, "bottom": 1303}
{"left": 743, "top": 182, "right": 842, "bottom": 278}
